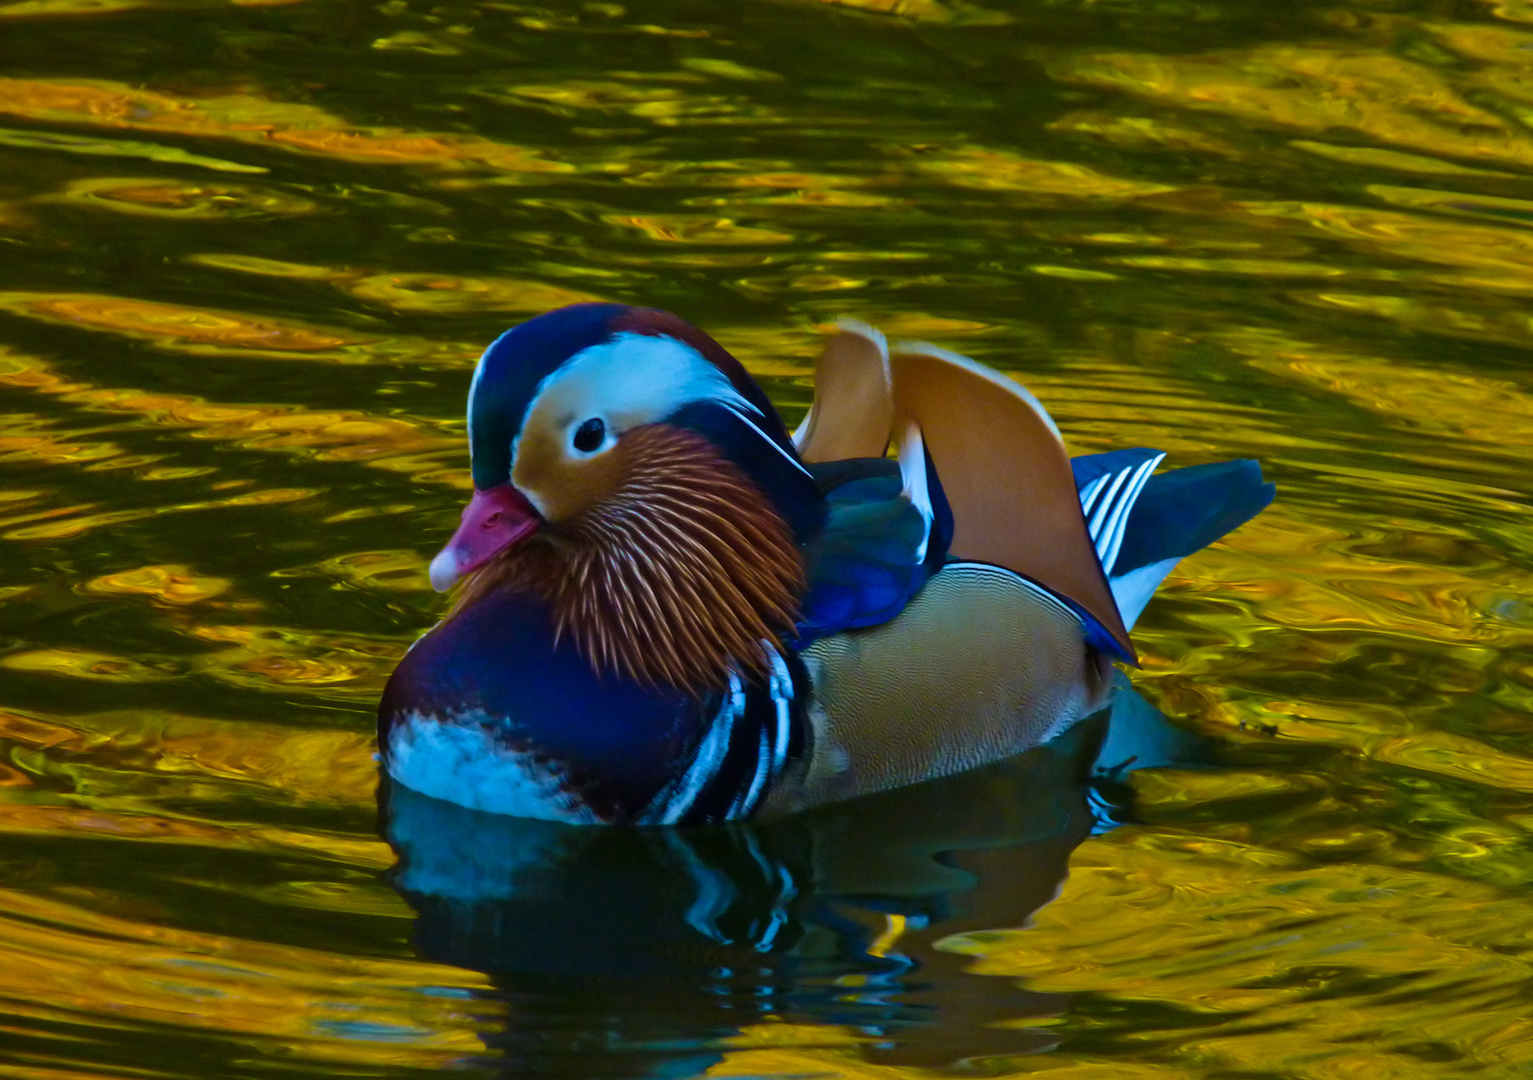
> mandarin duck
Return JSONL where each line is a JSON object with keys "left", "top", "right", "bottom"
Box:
{"left": 378, "top": 303, "right": 1272, "bottom": 825}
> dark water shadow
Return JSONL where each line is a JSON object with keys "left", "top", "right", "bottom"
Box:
{"left": 379, "top": 676, "right": 1210, "bottom": 1079}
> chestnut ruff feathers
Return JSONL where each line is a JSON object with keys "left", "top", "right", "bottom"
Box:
{"left": 449, "top": 425, "right": 804, "bottom": 692}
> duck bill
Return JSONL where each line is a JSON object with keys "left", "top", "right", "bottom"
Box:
{"left": 428, "top": 484, "right": 540, "bottom": 592}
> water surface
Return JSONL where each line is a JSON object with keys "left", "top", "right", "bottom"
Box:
{"left": 3, "top": 0, "right": 1533, "bottom": 1076}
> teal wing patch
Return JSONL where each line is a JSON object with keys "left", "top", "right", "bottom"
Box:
{"left": 794, "top": 458, "right": 951, "bottom": 644}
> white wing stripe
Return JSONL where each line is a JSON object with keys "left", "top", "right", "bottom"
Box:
{"left": 1100, "top": 454, "right": 1164, "bottom": 576}
{"left": 1081, "top": 455, "right": 1166, "bottom": 573}
{"left": 1078, "top": 474, "right": 1107, "bottom": 518}
{"left": 898, "top": 422, "right": 934, "bottom": 564}
{"left": 1086, "top": 467, "right": 1131, "bottom": 542}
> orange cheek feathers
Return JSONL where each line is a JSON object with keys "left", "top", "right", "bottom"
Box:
{"left": 512, "top": 422, "right": 626, "bottom": 525}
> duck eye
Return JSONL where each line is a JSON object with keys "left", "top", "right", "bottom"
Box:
{"left": 572, "top": 417, "right": 605, "bottom": 453}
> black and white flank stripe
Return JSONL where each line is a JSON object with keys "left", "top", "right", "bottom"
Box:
{"left": 638, "top": 645, "right": 806, "bottom": 825}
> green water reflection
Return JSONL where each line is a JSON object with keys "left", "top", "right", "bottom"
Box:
{"left": 3, "top": 0, "right": 1533, "bottom": 1075}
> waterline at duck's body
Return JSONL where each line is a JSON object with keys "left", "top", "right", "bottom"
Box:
{"left": 377, "top": 304, "right": 1273, "bottom": 825}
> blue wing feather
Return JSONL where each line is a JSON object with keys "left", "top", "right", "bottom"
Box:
{"left": 1072, "top": 449, "right": 1163, "bottom": 573}
{"left": 1072, "top": 450, "right": 1273, "bottom": 573}
{"left": 1074, "top": 452, "right": 1274, "bottom": 630}
{"left": 1073, "top": 449, "right": 1163, "bottom": 500}
{"left": 1112, "top": 458, "right": 1274, "bottom": 574}
{"left": 794, "top": 455, "right": 951, "bottom": 644}
{"left": 794, "top": 447, "right": 1270, "bottom": 651}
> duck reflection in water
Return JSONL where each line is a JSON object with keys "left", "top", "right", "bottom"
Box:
{"left": 380, "top": 674, "right": 1208, "bottom": 1078}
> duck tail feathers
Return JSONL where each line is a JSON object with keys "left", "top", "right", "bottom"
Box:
{"left": 1086, "top": 456, "right": 1274, "bottom": 629}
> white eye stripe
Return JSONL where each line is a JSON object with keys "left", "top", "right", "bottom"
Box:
{"left": 516, "top": 332, "right": 795, "bottom": 474}
{"left": 521, "top": 333, "right": 753, "bottom": 446}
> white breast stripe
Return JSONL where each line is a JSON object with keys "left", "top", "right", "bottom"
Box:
{"left": 638, "top": 649, "right": 795, "bottom": 825}
{"left": 767, "top": 647, "right": 793, "bottom": 782}
{"left": 725, "top": 646, "right": 794, "bottom": 820}
{"left": 646, "top": 673, "right": 743, "bottom": 825}
{"left": 732, "top": 727, "right": 771, "bottom": 820}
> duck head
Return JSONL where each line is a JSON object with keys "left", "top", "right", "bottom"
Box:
{"left": 429, "top": 303, "right": 826, "bottom": 691}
